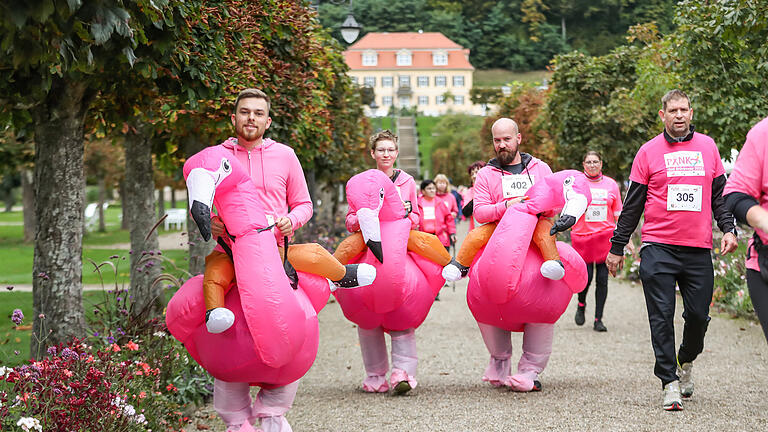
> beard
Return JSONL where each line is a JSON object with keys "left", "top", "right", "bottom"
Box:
{"left": 236, "top": 122, "right": 263, "bottom": 142}
{"left": 496, "top": 149, "right": 517, "bottom": 165}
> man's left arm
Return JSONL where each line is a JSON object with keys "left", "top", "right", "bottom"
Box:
{"left": 711, "top": 174, "right": 738, "bottom": 254}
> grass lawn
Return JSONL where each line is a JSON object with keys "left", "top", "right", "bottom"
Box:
{"left": 415, "top": 116, "right": 443, "bottom": 179}
{"left": 0, "top": 208, "right": 190, "bottom": 286}
{"left": 473, "top": 69, "right": 552, "bottom": 87}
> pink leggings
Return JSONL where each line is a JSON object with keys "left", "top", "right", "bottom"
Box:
{"left": 477, "top": 322, "right": 553, "bottom": 390}
{"left": 213, "top": 379, "right": 299, "bottom": 432}
{"left": 358, "top": 326, "right": 418, "bottom": 391}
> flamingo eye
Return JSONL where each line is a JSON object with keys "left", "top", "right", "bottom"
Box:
{"left": 222, "top": 159, "right": 231, "bottom": 173}
{"left": 379, "top": 188, "right": 385, "bottom": 200}
{"left": 564, "top": 176, "right": 573, "bottom": 185}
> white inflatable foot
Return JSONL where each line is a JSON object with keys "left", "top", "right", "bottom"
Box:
{"left": 540, "top": 260, "right": 565, "bottom": 280}
{"left": 206, "top": 307, "right": 235, "bottom": 334}
{"left": 442, "top": 264, "right": 462, "bottom": 282}
{"left": 356, "top": 263, "right": 377, "bottom": 286}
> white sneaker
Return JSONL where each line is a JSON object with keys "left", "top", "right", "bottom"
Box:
{"left": 663, "top": 380, "right": 683, "bottom": 411}
{"left": 678, "top": 362, "right": 694, "bottom": 398}
{"left": 540, "top": 260, "right": 565, "bottom": 280}
{"left": 206, "top": 307, "right": 235, "bottom": 334}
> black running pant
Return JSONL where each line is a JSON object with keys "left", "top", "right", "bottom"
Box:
{"left": 747, "top": 269, "right": 768, "bottom": 343}
{"left": 638, "top": 244, "right": 712, "bottom": 387}
{"left": 577, "top": 262, "right": 609, "bottom": 320}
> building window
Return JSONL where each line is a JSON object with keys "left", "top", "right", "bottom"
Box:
{"left": 454, "top": 95, "right": 464, "bottom": 105}
{"left": 433, "top": 51, "right": 448, "bottom": 66}
{"left": 452, "top": 75, "right": 465, "bottom": 87}
{"left": 382, "top": 76, "right": 393, "bottom": 87}
{"left": 350, "top": 76, "right": 359, "bottom": 85}
{"left": 399, "top": 96, "right": 410, "bottom": 108}
{"left": 418, "top": 96, "right": 429, "bottom": 105}
{"left": 399, "top": 75, "right": 411, "bottom": 87}
{"left": 417, "top": 76, "right": 429, "bottom": 87}
{"left": 396, "top": 50, "right": 412, "bottom": 66}
{"left": 435, "top": 75, "right": 447, "bottom": 87}
{"left": 382, "top": 96, "right": 393, "bottom": 106}
{"left": 363, "top": 76, "right": 376, "bottom": 87}
{"left": 436, "top": 95, "right": 446, "bottom": 105}
{"left": 362, "top": 51, "right": 377, "bottom": 66}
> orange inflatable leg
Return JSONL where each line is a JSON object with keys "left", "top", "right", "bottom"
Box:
{"left": 532, "top": 218, "right": 560, "bottom": 262}
{"left": 456, "top": 222, "right": 497, "bottom": 267}
{"left": 333, "top": 232, "right": 366, "bottom": 265}
{"left": 407, "top": 230, "right": 452, "bottom": 266}
{"left": 280, "top": 243, "right": 347, "bottom": 281}
{"left": 203, "top": 250, "right": 235, "bottom": 311}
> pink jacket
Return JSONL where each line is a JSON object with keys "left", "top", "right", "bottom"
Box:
{"left": 473, "top": 154, "right": 553, "bottom": 224}
{"left": 724, "top": 117, "right": 768, "bottom": 272}
{"left": 345, "top": 169, "right": 419, "bottom": 232}
{"left": 218, "top": 137, "right": 312, "bottom": 245}
{"left": 417, "top": 195, "right": 453, "bottom": 247}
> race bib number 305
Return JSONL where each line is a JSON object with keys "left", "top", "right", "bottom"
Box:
{"left": 502, "top": 174, "right": 533, "bottom": 199}
{"left": 667, "top": 184, "right": 702, "bottom": 211}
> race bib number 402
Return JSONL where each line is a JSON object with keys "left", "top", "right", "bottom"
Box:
{"left": 502, "top": 174, "right": 533, "bottom": 199}
{"left": 667, "top": 184, "right": 702, "bottom": 211}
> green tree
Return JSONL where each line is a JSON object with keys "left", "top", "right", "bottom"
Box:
{"left": 431, "top": 114, "right": 488, "bottom": 186}
{"left": 0, "top": 0, "right": 223, "bottom": 355}
{"left": 673, "top": 0, "right": 768, "bottom": 154}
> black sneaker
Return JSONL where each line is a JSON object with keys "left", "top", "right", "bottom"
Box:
{"left": 532, "top": 380, "right": 542, "bottom": 392}
{"left": 393, "top": 380, "right": 412, "bottom": 395}
{"left": 575, "top": 306, "right": 585, "bottom": 326}
{"left": 593, "top": 319, "right": 607, "bottom": 332}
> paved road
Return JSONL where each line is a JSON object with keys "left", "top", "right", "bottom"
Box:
{"left": 184, "top": 224, "right": 768, "bottom": 431}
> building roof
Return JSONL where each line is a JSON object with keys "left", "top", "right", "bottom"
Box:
{"left": 347, "top": 32, "right": 463, "bottom": 50}
{"left": 344, "top": 32, "right": 474, "bottom": 71}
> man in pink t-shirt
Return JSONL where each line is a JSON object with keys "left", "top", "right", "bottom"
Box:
{"left": 605, "top": 90, "right": 738, "bottom": 411}
{"left": 724, "top": 116, "right": 768, "bottom": 343}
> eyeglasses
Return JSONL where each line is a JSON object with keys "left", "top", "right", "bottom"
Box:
{"left": 375, "top": 148, "right": 398, "bottom": 155}
{"left": 584, "top": 161, "right": 601, "bottom": 165}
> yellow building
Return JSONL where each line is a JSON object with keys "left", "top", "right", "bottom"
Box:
{"left": 344, "top": 32, "right": 482, "bottom": 116}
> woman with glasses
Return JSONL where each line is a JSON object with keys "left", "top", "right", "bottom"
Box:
{"left": 570, "top": 151, "right": 627, "bottom": 332}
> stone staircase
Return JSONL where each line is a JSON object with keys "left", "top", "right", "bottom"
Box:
{"left": 396, "top": 116, "right": 420, "bottom": 179}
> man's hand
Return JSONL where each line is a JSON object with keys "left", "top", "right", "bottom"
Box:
{"left": 626, "top": 241, "right": 636, "bottom": 256}
{"left": 276, "top": 216, "right": 293, "bottom": 237}
{"left": 211, "top": 215, "right": 225, "bottom": 239}
{"left": 403, "top": 200, "right": 412, "bottom": 214}
{"left": 505, "top": 195, "right": 529, "bottom": 208}
{"left": 720, "top": 232, "right": 738, "bottom": 255}
{"left": 605, "top": 252, "right": 624, "bottom": 277}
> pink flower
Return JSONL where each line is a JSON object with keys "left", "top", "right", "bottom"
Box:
{"left": 111, "top": 344, "right": 121, "bottom": 352}
{"left": 124, "top": 341, "right": 139, "bottom": 351}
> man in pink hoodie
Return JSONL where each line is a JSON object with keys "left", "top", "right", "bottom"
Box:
{"left": 202, "top": 88, "right": 374, "bottom": 432}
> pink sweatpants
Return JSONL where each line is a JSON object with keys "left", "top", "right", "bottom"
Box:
{"left": 357, "top": 326, "right": 418, "bottom": 391}
{"left": 213, "top": 378, "right": 299, "bottom": 432}
{"left": 477, "top": 322, "right": 553, "bottom": 391}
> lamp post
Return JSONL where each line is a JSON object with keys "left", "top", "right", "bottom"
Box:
{"left": 311, "top": 0, "right": 362, "bottom": 44}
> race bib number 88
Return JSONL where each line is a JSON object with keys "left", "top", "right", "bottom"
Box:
{"left": 666, "top": 184, "right": 702, "bottom": 212}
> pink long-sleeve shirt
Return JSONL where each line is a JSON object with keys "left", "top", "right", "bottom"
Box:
{"left": 473, "top": 155, "right": 553, "bottom": 224}
{"left": 345, "top": 169, "right": 419, "bottom": 232}
{"left": 724, "top": 117, "right": 768, "bottom": 272}
{"left": 217, "top": 137, "right": 313, "bottom": 245}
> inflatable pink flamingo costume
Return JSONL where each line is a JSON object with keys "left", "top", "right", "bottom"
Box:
{"left": 166, "top": 145, "right": 334, "bottom": 432}
{"left": 334, "top": 169, "right": 446, "bottom": 394}
{"left": 465, "top": 170, "right": 591, "bottom": 391}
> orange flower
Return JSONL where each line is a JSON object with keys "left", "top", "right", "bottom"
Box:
{"left": 125, "top": 341, "right": 139, "bottom": 351}
{"left": 138, "top": 391, "right": 147, "bottom": 399}
{"left": 111, "top": 344, "right": 121, "bottom": 352}
{"left": 166, "top": 383, "right": 178, "bottom": 392}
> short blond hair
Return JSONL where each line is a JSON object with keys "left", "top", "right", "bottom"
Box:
{"left": 369, "top": 130, "right": 398, "bottom": 151}
{"left": 433, "top": 173, "right": 451, "bottom": 192}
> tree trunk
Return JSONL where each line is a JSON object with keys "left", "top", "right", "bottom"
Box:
{"left": 119, "top": 181, "right": 128, "bottom": 230}
{"left": 123, "top": 122, "right": 163, "bottom": 318}
{"left": 184, "top": 135, "right": 214, "bottom": 275}
{"left": 21, "top": 169, "right": 35, "bottom": 243}
{"left": 157, "top": 187, "right": 165, "bottom": 220}
{"left": 561, "top": 16, "right": 566, "bottom": 41}
{"left": 97, "top": 178, "right": 106, "bottom": 232}
{"left": 1, "top": 174, "right": 14, "bottom": 212}
{"left": 170, "top": 188, "right": 176, "bottom": 208}
{"left": 30, "top": 81, "right": 88, "bottom": 358}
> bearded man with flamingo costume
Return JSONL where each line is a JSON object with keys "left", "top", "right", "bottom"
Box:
{"left": 443, "top": 118, "right": 590, "bottom": 391}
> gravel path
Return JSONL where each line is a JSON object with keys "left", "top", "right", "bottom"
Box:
{"left": 183, "top": 225, "right": 768, "bottom": 431}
